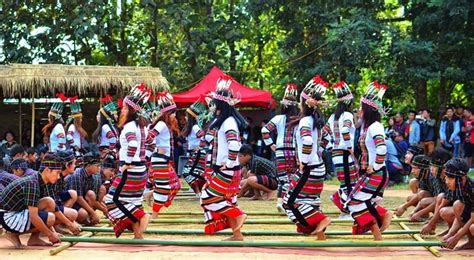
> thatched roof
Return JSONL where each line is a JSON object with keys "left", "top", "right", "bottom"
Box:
{"left": 0, "top": 63, "right": 169, "bottom": 97}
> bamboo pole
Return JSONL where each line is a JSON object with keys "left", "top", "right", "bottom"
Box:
{"left": 49, "top": 224, "right": 109, "bottom": 256}
{"left": 397, "top": 217, "right": 441, "bottom": 257}
{"left": 49, "top": 231, "right": 94, "bottom": 255}
{"left": 81, "top": 226, "right": 423, "bottom": 236}
{"left": 59, "top": 237, "right": 444, "bottom": 248}
{"left": 99, "top": 217, "right": 413, "bottom": 225}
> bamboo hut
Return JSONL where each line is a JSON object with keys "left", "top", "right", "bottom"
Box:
{"left": 0, "top": 63, "right": 169, "bottom": 147}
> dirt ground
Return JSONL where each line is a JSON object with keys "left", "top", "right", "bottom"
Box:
{"left": 1, "top": 184, "right": 473, "bottom": 259}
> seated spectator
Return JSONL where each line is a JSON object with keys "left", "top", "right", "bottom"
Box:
{"left": 9, "top": 158, "right": 32, "bottom": 177}
{"left": 238, "top": 144, "right": 277, "bottom": 200}
{"left": 4, "top": 144, "right": 25, "bottom": 172}
{"left": 0, "top": 130, "right": 17, "bottom": 159}
{"left": 0, "top": 159, "right": 18, "bottom": 193}
{"left": 24, "top": 147, "right": 39, "bottom": 171}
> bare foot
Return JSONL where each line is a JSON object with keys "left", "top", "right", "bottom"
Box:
{"left": 456, "top": 240, "right": 474, "bottom": 250}
{"left": 311, "top": 216, "right": 331, "bottom": 240}
{"left": 27, "top": 235, "right": 52, "bottom": 246}
{"left": 151, "top": 211, "right": 159, "bottom": 219}
{"left": 263, "top": 190, "right": 276, "bottom": 200}
{"left": 250, "top": 195, "right": 261, "bottom": 200}
{"left": 380, "top": 211, "right": 393, "bottom": 232}
{"left": 5, "top": 233, "right": 26, "bottom": 249}
{"left": 223, "top": 235, "right": 244, "bottom": 241}
{"left": 394, "top": 206, "right": 406, "bottom": 217}
{"left": 234, "top": 214, "right": 247, "bottom": 231}
{"left": 54, "top": 225, "right": 73, "bottom": 235}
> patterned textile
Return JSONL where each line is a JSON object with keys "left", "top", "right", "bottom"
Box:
{"left": 248, "top": 155, "right": 277, "bottom": 179}
{"left": 66, "top": 168, "right": 101, "bottom": 197}
{"left": 183, "top": 145, "right": 208, "bottom": 194}
{"left": 345, "top": 167, "right": 389, "bottom": 234}
{"left": 104, "top": 163, "right": 147, "bottom": 238}
{"left": 283, "top": 164, "right": 327, "bottom": 234}
{"left": 331, "top": 149, "right": 358, "bottom": 213}
{"left": 200, "top": 166, "right": 244, "bottom": 234}
{"left": 0, "top": 174, "right": 47, "bottom": 212}
{"left": 150, "top": 155, "right": 181, "bottom": 213}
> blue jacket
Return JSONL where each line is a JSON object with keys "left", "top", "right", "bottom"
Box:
{"left": 385, "top": 139, "right": 402, "bottom": 168}
{"left": 440, "top": 117, "right": 461, "bottom": 145}
{"left": 408, "top": 120, "right": 420, "bottom": 145}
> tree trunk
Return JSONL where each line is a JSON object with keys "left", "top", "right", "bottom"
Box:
{"left": 438, "top": 76, "right": 448, "bottom": 120}
{"left": 118, "top": 0, "right": 128, "bottom": 65}
{"left": 415, "top": 80, "right": 428, "bottom": 110}
{"left": 149, "top": 8, "right": 159, "bottom": 67}
{"left": 228, "top": 0, "right": 237, "bottom": 71}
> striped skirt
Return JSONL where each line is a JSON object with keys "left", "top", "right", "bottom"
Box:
{"left": 346, "top": 167, "right": 389, "bottom": 234}
{"left": 150, "top": 154, "right": 181, "bottom": 213}
{"left": 182, "top": 149, "right": 207, "bottom": 194}
{"left": 105, "top": 163, "right": 147, "bottom": 238}
{"left": 283, "top": 163, "right": 327, "bottom": 234}
{"left": 200, "top": 166, "right": 244, "bottom": 234}
{"left": 330, "top": 149, "right": 358, "bottom": 213}
{"left": 275, "top": 148, "right": 297, "bottom": 198}
{"left": 0, "top": 209, "right": 32, "bottom": 233}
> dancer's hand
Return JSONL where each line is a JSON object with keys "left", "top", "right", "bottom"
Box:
{"left": 271, "top": 144, "right": 276, "bottom": 151}
{"left": 367, "top": 166, "right": 374, "bottom": 174}
{"left": 420, "top": 223, "right": 435, "bottom": 235}
{"left": 120, "top": 164, "right": 133, "bottom": 173}
{"left": 299, "top": 164, "right": 305, "bottom": 172}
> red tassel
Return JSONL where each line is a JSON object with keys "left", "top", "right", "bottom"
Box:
{"left": 287, "top": 83, "right": 298, "bottom": 90}
{"left": 56, "top": 93, "right": 69, "bottom": 102}
{"left": 312, "top": 75, "right": 329, "bottom": 87}
{"left": 333, "top": 81, "right": 346, "bottom": 89}
{"left": 100, "top": 94, "right": 113, "bottom": 104}
{"left": 69, "top": 95, "right": 78, "bottom": 103}
{"left": 117, "top": 98, "right": 123, "bottom": 108}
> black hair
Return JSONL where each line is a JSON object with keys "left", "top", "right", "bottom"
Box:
{"left": 465, "top": 107, "right": 472, "bottom": 113}
{"left": 334, "top": 101, "right": 352, "bottom": 121}
{"left": 445, "top": 158, "right": 469, "bottom": 175}
{"left": 3, "top": 130, "right": 15, "bottom": 140}
{"left": 288, "top": 94, "right": 325, "bottom": 130}
{"left": 239, "top": 144, "right": 253, "bottom": 156}
{"left": 25, "top": 147, "right": 36, "bottom": 156}
{"left": 422, "top": 108, "right": 431, "bottom": 114}
{"left": 209, "top": 96, "right": 248, "bottom": 131}
{"left": 9, "top": 144, "right": 25, "bottom": 158}
{"left": 280, "top": 96, "right": 299, "bottom": 119}
{"left": 182, "top": 111, "right": 197, "bottom": 137}
{"left": 431, "top": 147, "right": 452, "bottom": 165}
{"left": 93, "top": 113, "right": 117, "bottom": 144}
{"left": 408, "top": 110, "right": 417, "bottom": 116}
{"left": 361, "top": 102, "right": 381, "bottom": 127}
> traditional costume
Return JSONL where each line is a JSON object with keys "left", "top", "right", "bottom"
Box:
{"left": 98, "top": 95, "right": 120, "bottom": 155}
{"left": 66, "top": 96, "right": 86, "bottom": 166}
{"left": 182, "top": 100, "right": 211, "bottom": 194}
{"left": 200, "top": 76, "right": 246, "bottom": 234}
{"left": 104, "top": 83, "right": 151, "bottom": 237}
{"left": 282, "top": 75, "right": 329, "bottom": 234}
{"left": 145, "top": 92, "right": 181, "bottom": 214}
{"left": 346, "top": 81, "right": 390, "bottom": 235}
{"left": 49, "top": 93, "right": 68, "bottom": 152}
{"left": 324, "top": 81, "right": 358, "bottom": 213}
{"left": 261, "top": 83, "right": 299, "bottom": 204}
{"left": 444, "top": 158, "right": 473, "bottom": 224}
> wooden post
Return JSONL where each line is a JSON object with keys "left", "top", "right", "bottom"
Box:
{"left": 30, "top": 95, "right": 35, "bottom": 147}
{"left": 18, "top": 93, "right": 22, "bottom": 146}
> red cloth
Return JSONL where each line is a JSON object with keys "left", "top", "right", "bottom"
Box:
{"left": 352, "top": 206, "right": 388, "bottom": 235}
{"left": 331, "top": 191, "right": 345, "bottom": 212}
{"left": 296, "top": 212, "right": 327, "bottom": 234}
{"left": 112, "top": 209, "right": 146, "bottom": 238}
{"left": 204, "top": 208, "right": 244, "bottom": 234}
{"left": 173, "top": 66, "right": 276, "bottom": 109}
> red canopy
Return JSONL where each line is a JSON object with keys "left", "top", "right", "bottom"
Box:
{"left": 173, "top": 66, "right": 276, "bottom": 109}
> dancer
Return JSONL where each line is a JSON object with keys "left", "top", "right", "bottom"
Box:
{"left": 182, "top": 100, "right": 210, "bottom": 195}
{"left": 345, "top": 81, "right": 392, "bottom": 241}
{"left": 200, "top": 75, "right": 248, "bottom": 241}
{"left": 323, "top": 81, "right": 357, "bottom": 218}
{"left": 283, "top": 75, "right": 331, "bottom": 240}
{"left": 104, "top": 83, "right": 151, "bottom": 238}
{"left": 261, "top": 83, "right": 299, "bottom": 212}
{"left": 66, "top": 96, "right": 88, "bottom": 166}
{"left": 145, "top": 92, "right": 181, "bottom": 218}
{"left": 93, "top": 95, "right": 120, "bottom": 158}
{"left": 43, "top": 93, "right": 68, "bottom": 152}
